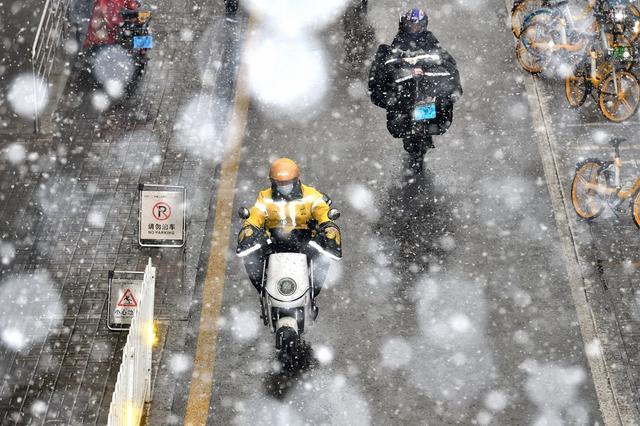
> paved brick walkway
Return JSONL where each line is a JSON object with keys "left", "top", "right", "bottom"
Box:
{"left": 0, "top": 0, "right": 241, "bottom": 423}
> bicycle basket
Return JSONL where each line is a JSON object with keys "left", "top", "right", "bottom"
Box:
{"left": 610, "top": 45, "right": 632, "bottom": 61}
{"left": 605, "top": 0, "right": 631, "bottom": 6}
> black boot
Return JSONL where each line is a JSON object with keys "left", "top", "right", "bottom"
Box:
{"left": 403, "top": 136, "right": 426, "bottom": 172}
{"left": 411, "top": 154, "right": 424, "bottom": 172}
{"left": 424, "top": 135, "right": 434, "bottom": 149}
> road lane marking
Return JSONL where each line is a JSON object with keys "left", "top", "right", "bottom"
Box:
{"left": 183, "top": 18, "right": 253, "bottom": 426}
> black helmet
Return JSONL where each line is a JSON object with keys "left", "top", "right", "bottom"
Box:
{"left": 400, "top": 8, "right": 428, "bottom": 34}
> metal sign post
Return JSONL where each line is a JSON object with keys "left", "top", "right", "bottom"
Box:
{"left": 107, "top": 270, "right": 144, "bottom": 331}
{"left": 138, "top": 184, "right": 187, "bottom": 247}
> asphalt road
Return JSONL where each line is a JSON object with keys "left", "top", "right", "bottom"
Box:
{"left": 3, "top": 0, "right": 636, "bottom": 423}
{"left": 192, "top": 0, "right": 603, "bottom": 424}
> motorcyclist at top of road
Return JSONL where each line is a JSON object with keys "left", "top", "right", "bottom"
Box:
{"left": 83, "top": 0, "right": 141, "bottom": 48}
{"left": 237, "top": 158, "right": 342, "bottom": 298}
{"left": 370, "top": 7, "right": 462, "bottom": 109}
{"left": 368, "top": 8, "right": 462, "bottom": 171}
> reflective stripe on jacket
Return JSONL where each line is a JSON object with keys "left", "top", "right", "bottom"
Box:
{"left": 244, "top": 184, "right": 330, "bottom": 231}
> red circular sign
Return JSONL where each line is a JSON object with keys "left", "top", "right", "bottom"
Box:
{"left": 152, "top": 202, "right": 172, "bottom": 221}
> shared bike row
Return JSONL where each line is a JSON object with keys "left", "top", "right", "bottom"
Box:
{"left": 512, "top": 0, "right": 640, "bottom": 122}
{"left": 511, "top": 2, "right": 640, "bottom": 226}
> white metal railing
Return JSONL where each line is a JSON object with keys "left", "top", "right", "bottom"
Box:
{"left": 31, "top": 0, "right": 72, "bottom": 132}
{"left": 108, "top": 258, "right": 156, "bottom": 426}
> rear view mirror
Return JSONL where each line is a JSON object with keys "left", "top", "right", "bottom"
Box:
{"left": 327, "top": 208, "right": 340, "bottom": 221}
{"left": 238, "top": 207, "right": 250, "bottom": 220}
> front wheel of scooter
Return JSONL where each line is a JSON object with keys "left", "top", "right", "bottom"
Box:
{"left": 276, "top": 326, "right": 300, "bottom": 370}
{"left": 124, "top": 55, "right": 147, "bottom": 98}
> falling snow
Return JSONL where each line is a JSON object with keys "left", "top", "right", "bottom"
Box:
{"left": 0, "top": 0, "right": 633, "bottom": 423}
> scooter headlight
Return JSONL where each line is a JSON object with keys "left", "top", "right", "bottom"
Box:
{"left": 277, "top": 278, "right": 297, "bottom": 296}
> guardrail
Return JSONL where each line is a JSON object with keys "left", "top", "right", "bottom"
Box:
{"left": 31, "top": 0, "right": 71, "bottom": 133}
{"left": 107, "top": 259, "right": 156, "bottom": 426}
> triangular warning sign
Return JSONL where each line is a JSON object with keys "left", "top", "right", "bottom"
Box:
{"left": 117, "top": 288, "right": 138, "bottom": 307}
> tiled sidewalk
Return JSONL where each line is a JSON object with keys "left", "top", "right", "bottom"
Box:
{"left": 532, "top": 76, "right": 640, "bottom": 418}
{"left": 0, "top": 0, "right": 241, "bottom": 423}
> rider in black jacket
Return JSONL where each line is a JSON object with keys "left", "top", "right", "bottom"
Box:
{"left": 369, "top": 8, "right": 462, "bottom": 171}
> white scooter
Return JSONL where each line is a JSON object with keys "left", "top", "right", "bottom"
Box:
{"left": 237, "top": 207, "right": 341, "bottom": 369}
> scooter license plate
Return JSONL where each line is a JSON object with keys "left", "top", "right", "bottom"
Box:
{"left": 413, "top": 103, "right": 436, "bottom": 121}
{"left": 133, "top": 35, "right": 153, "bottom": 49}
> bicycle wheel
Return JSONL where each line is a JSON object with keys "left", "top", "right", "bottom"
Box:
{"left": 571, "top": 160, "right": 606, "bottom": 219}
{"left": 517, "top": 22, "right": 550, "bottom": 73}
{"left": 565, "top": 68, "right": 589, "bottom": 107}
{"left": 511, "top": 0, "right": 546, "bottom": 37}
{"left": 632, "top": 189, "right": 640, "bottom": 228}
{"left": 598, "top": 70, "right": 640, "bottom": 122}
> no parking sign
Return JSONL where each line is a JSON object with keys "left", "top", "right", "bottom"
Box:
{"left": 138, "top": 184, "right": 186, "bottom": 247}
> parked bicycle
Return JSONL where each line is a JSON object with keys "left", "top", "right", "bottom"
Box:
{"left": 516, "top": 0, "right": 598, "bottom": 73}
{"left": 512, "top": 0, "right": 549, "bottom": 37}
{"left": 514, "top": 0, "right": 640, "bottom": 72}
{"left": 571, "top": 137, "right": 640, "bottom": 227}
{"left": 565, "top": 31, "right": 639, "bottom": 121}
{"left": 513, "top": 0, "right": 640, "bottom": 38}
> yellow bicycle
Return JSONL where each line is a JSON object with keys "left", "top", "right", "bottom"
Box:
{"left": 512, "top": 0, "right": 548, "bottom": 37}
{"left": 512, "top": 0, "right": 640, "bottom": 40}
{"left": 571, "top": 137, "right": 640, "bottom": 227}
{"left": 516, "top": 0, "right": 598, "bottom": 73}
{"left": 565, "top": 35, "right": 639, "bottom": 122}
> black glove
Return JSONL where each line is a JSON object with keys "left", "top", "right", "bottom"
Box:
{"left": 236, "top": 225, "right": 266, "bottom": 256}
{"left": 315, "top": 222, "right": 342, "bottom": 259}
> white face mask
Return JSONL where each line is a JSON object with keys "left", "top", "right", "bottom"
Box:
{"left": 278, "top": 183, "right": 294, "bottom": 196}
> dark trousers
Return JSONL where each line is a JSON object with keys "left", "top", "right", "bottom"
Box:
{"left": 402, "top": 133, "right": 433, "bottom": 156}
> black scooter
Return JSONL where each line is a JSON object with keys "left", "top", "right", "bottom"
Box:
{"left": 80, "top": 8, "right": 153, "bottom": 99}
{"left": 387, "top": 52, "right": 458, "bottom": 171}
{"left": 118, "top": 8, "right": 153, "bottom": 82}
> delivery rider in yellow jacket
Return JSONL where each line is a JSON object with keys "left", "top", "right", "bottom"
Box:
{"left": 236, "top": 158, "right": 342, "bottom": 300}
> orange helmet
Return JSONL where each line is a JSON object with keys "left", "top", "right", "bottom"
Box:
{"left": 269, "top": 158, "right": 300, "bottom": 182}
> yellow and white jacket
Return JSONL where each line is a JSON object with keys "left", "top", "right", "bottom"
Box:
{"left": 244, "top": 184, "right": 331, "bottom": 232}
